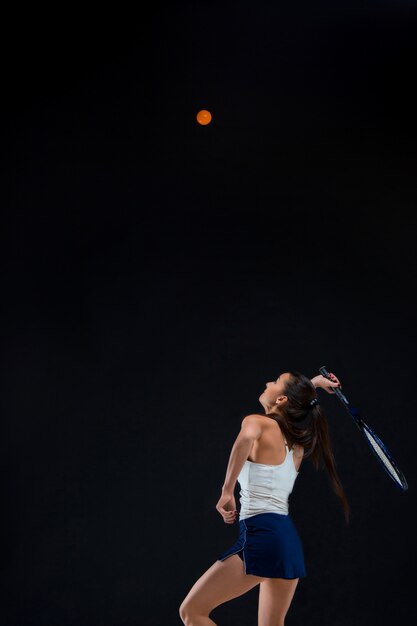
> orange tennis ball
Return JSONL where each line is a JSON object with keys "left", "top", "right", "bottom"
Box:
{"left": 196, "top": 109, "right": 212, "bottom": 125}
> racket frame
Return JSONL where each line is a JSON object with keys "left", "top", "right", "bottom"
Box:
{"left": 319, "top": 365, "right": 408, "bottom": 491}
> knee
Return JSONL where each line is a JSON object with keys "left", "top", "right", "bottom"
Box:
{"left": 258, "top": 609, "right": 286, "bottom": 626}
{"left": 179, "top": 601, "right": 186, "bottom": 623}
{"left": 261, "top": 614, "right": 285, "bottom": 626}
{"left": 179, "top": 600, "right": 206, "bottom": 625}
{"left": 262, "top": 619, "right": 284, "bottom": 626}
{"left": 178, "top": 600, "right": 192, "bottom": 625}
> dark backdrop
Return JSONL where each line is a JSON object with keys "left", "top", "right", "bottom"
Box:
{"left": 1, "top": 2, "right": 416, "bottom": 625}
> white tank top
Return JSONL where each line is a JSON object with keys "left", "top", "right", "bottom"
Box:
{"left": 237, "top": 439, "right": 299, "bottom": 521}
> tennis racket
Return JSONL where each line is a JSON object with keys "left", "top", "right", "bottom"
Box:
{"left": 319, "top": 365, "right": 408, "bottom": 491}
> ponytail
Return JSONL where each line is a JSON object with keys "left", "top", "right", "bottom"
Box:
{"left": 310, "top": 406, "right": 350, "bottom": 523}
{"left": 267, "top": 370, "right": 350, "bottom": 524}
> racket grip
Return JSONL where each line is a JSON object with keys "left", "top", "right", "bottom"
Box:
{"left": 319, "top": 365, "right": 332, "bottom": 379}
{"left": 319, "top": 365, "right": 350, "bottom": 406}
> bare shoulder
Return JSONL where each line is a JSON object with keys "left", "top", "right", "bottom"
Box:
{"left": 239, "top": 413, "right": 266, "bottom": 440}
{"left": 241, "top": 413, "right": 269, "bottom": 426}
{"left": 242, "top": 413, "right": 284, "bottom": 430}
{"left": 242, "top": 413, "right": 268, "bottom": 420}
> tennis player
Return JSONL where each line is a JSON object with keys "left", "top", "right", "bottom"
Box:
{"left": 179, "top": 370, "right": 349, "bottom": 626}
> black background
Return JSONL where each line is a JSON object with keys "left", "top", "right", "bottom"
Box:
{"left": 1, "top": 2, "right": 416, "bottom": 625}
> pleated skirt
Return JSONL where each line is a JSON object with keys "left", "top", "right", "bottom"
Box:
{"left": 217, "top": 512, "right": 306, "bottom": 579}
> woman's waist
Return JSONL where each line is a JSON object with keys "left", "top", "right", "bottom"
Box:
{"left": 239, "top": 509, "right": 290, "bottom": 522}
{"left": 239, "top": 486, "right": 292, "bottom": 498}
{"left": 239, "top": 495, "right": 289, "bottom": 507}
{"left": 239, "top": 494, "right": 289, "bottom": 514}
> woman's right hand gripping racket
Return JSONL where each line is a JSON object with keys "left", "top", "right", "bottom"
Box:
{"left": 319, "top": 366, "right": 408, "bottom": 491}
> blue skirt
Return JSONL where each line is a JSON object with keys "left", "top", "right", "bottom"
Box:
{"left": 217, "top": 512, "right": 306, "bottom": 579}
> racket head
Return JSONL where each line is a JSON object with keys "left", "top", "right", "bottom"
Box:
{"left": 360, "top": 421, "right": 408, "bottom": 491}
{"left": 319, "top": 365, "right": 408, "bottom": 491}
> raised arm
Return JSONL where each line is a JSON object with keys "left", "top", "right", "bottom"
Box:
{"left": 311, "top": 371, "right": 342, "bottom": 393}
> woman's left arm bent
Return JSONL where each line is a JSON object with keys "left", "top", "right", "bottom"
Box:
{"left": 216, "top": 415, "right": 263, "bottom": 524}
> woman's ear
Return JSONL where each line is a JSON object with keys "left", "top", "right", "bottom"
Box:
{"left": 275, "top": 395, "right": 288, "bottom": 406}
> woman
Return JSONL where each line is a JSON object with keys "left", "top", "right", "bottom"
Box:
{"left": 179, "top": 370, "right": 349, "bottom": 626}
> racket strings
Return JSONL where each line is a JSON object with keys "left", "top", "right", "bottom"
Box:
{"left": 363, "top": 428, "right": 406, "bottom": 489}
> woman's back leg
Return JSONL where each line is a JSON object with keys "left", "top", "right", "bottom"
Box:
{"left": 257, "top": 577, "right": 299, "bottom": 626}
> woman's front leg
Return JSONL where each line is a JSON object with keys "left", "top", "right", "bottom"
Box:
{"left": 179, "top": 554, "right": 265, "bottom": 626}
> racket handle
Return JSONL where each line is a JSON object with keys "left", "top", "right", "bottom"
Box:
{"left": 318, "top": 365, "right": 350, "bottom": 407}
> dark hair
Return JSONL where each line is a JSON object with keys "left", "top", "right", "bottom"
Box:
{"left": 266, "top": 370, "right": 350, "bottom": 523}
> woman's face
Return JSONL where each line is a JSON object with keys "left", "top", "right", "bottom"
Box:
{"left": 260, "top": 372, "right": 291, "bottom": 406}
